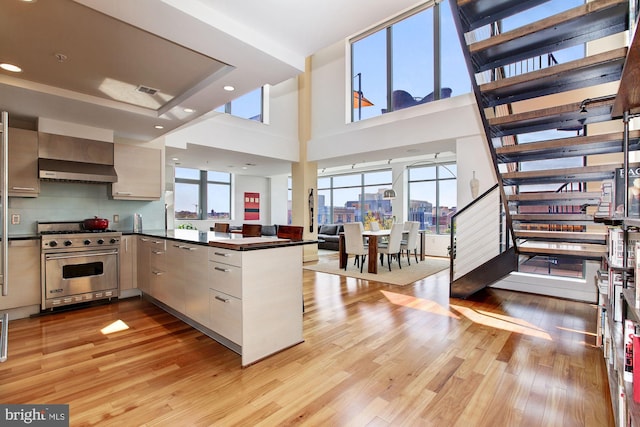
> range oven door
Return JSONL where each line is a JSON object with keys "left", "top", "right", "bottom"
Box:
{"left": 43, "top": 249, "right": 119, "bottom": 309}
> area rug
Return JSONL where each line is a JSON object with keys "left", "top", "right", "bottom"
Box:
{"left": 303, "top": 256, "right": 450, "bottom": 286}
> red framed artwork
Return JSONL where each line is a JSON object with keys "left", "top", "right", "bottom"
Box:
{"left": 244, "top": 192, "right": 260, "bottom": 220}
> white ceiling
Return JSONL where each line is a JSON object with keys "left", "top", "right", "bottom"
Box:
{"left": 0, "top": 0, "right": 427, "bottom": 175}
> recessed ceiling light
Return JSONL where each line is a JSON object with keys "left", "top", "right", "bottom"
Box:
{"left": 0, "top": 63, "right": 22, "bottom": 73}
{"left": 54, "top": 53, "right": 68, "bottom": 63}
{"left": 171, "top": 157, "right": 179, "bottom": 161}
{"left": 183, "top": 108, "right": 195, "bottom": 113}
{"left": 223, "top": 85, "right": 235, "bottom": 91}
{"left": 154, "top": 125, "right": 164, "bottom": 129}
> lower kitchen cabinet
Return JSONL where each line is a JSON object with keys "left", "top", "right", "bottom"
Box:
{"left": 209, "top": 289, "right": 242, "bottom": 345}
{"left": 136, "top": 234, "right": 304, "bottom": 367}
{"left": 0, "top": 239, "right": 40, "bottom": 311}
{"left": 180, "top": 242, "right": 208, "bottom": 326}
{"left": 208, "top": 244, "right": 303, "bottom": 366}
{"left": 119, "top": 235, "right": 136, "bottom": 293}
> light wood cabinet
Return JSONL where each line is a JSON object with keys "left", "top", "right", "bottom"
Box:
{"left": 136, "top": 236, "right": 163, "bottom": 294}
{"left": 180, "top": 242, "right": 208, "bottom": 326}
{"left": 112, "top": 144, "right": 161, "bottom": 200}
{"left": 0, "top": 239, "right": 40, "bottom": 310}
{"left": 208, "top": 244, "right": 303, "bottom": 366}
{"left": 119, "top": 235, "right": 136, "bottom": 293}
{"left": 8, "top": 128, "right": 39, "bottom": 197}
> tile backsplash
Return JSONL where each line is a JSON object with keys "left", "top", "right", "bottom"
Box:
{"left": 8, "top": 181, "right": 165, "bottom": 234}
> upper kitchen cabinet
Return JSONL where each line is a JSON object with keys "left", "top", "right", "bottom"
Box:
{"left": 8, "top": 128, "right": 39, "bottom": 197}
{"left": 111, "top": 144, "right": 162, "bottom": 200}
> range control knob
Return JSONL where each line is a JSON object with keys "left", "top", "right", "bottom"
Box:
{"left": 49, "top": 241, "right": 58, "bottom": 247}
{"left": 64, "top": 240, "right": 72, "bottom": 247}
{"left": 84, "top": 240, "right": 91, "bottom": 245}
{"left": 97, "top": 239, "right": 104, "bottom": 245}
{"left": 110, "top": 238, "right": 118, "bottom": 244}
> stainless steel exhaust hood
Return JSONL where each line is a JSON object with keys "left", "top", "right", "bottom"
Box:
{"left": 38, "top": 132, "right": 118, "bottom": 183}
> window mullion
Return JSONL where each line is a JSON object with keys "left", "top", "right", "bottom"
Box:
{"left": 386, "top": 26, "right": 393, "bottom": 112}
{"left": 434, "top": 2, "right": 441, "bottom": 101}
{"left": 199, "top": 170, "right": 207, "bottom": 220}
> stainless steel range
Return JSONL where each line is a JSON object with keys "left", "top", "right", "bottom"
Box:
{"left": 38, "top": 221, "right": 121, "bottom": 310}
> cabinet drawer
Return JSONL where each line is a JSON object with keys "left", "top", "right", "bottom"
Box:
{"left": 210, "top": 289, "right": 242, "bottom": 345}
{"left": 149, "top": 248, "right": 165, "bottom": 268}
{"left": 208, "top": 247, "right": 242, "bottom": 267}
{"left": 209, "top": 261, "right": 242, "bottom": 298}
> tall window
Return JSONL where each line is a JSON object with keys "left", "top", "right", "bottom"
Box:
{"left": 351, "top": 2, "right": 470, "bottom": 122}
{"left": 175, "top": 167, "right": 231, "bottom": 220}
{"left": 214, "top": 87, "right": 264, "bottom": 121}
{"left": 408, "top": 163, "right": 457, "bottom": 234}
{"left": 317, "top": 170, "right": 393, "bottom": 229}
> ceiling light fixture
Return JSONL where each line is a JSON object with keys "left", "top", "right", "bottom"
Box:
{"left": 223, "top": 85, "right": 235, "bottom": 91}
{"left": 0, "top": 63, "right": 22, "bottom": 73}
{"left": 154, "top": 125, "right": 164, "bottom": 129}
{"left": 183, "top": 108, "right": 195, "bottom": 113}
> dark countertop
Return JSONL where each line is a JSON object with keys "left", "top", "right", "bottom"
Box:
{"left": 133, "top": 229, "right": 316, "bottom": 251}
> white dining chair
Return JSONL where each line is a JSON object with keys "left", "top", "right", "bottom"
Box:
{"left": 400, "top": 221, "right": 420, "bottom": 265}
{"left": 378, "top": 223, "right": 403, "bottom": 271}
{"left": 344, "top": 222, "right": 368, "bottom": 273}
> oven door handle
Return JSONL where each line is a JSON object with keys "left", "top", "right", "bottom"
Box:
{"left": 45, "top": 251, "right": 118, "bottom": 260}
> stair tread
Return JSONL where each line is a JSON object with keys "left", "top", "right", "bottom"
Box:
{"left": 512, "top": 213, "right": 594, "bottom": 221}
{"left": 469, "top": 0, "right": 628, "bottom": 73}
{"left": 457, "top": 0, "right": 550, "bottom": 32}
{"left": 480, "top": 48, "right": 626, "bottom": 107}
{"left": 501, "top": 164, "right": 617, "bottom": 185}
{"left": 518, "top": 240, "right": 607, "bottom": 258}
{"left": 515, "top": 230, "right": 607, "bottom": 241}
{"left": 507, "top": 191, "right": 602, "bottom": 201}
{"left": 488, "top": 98, "right": 615, "bottom": 137}
{"left": 495, "top": 130, "right": 640, "bottom": 162}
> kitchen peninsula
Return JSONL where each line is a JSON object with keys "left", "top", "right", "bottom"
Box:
{"left": 135, "top": 229, "right": 310, "bottom": 366}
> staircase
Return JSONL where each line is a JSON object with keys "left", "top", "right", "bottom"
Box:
{"left": 448, "top": 0, "right": 633, "bottom": 297}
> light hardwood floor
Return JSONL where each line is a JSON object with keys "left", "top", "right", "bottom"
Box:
{"left": 0, "top": 267, "right": 613, "bottom": 426}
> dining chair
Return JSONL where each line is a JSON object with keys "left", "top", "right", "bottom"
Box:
{"left": 378, "top": 223, "right": 403, "bottom": 271}
{"left": 212, "top": 223, "right": 230, "bottom": 233}
{"left": 343, "top": 222, "right": 368, "bottom": 273}
{"left": 277, "top": 225, "right": 303, "bottom": 241}
{"left": 242, "top": 224, "right": 262, "bottom": 237}
{"left": 400, "top": 221, "right": 420, "bottom": 265}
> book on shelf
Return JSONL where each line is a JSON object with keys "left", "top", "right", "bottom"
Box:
{"left": 595, "top": 179, "right": 615, "bottom": 218}
{"left": 615, "top": 164, "right": 640, "bottom": 218}
{"left": 625, "top": 319, "right": 635, "bottom": 382}
{"left": 608, "top": 228, "right": 640, "bottom": 268}
{"left": 635, "top": 335, "right": 640, "bottom": 402}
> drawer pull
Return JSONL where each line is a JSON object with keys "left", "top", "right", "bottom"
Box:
{"left": 11, "top": 186, "right": 36, "bottom": 191}
{"left": 214, "top": 267, "right": 231, "bottom": 273}
{"left": 140, "top": 238, "right": 150, "bottom": 242}
{"left": 184, "top": 247, "right": 197, "bottom": 251}
{"left": 151, "top": 250, "right": 164, "bottom": 255}
{"left": 152, "top": 270, "right": 164, "bottom": 276}
{"left": 214, "top": 295, "right": 229, "bottom": 303}
{"left": 115, "top": 191, "right": 133, "bottom": 195}
{"left": 213, "top": 252, "right": 230, "bottom": 257}
{"left": 173, "top": 244, "right": 186, "bottom": 248}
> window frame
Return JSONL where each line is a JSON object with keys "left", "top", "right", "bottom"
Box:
{"left": 349, "top": 1, "right": 468, "bottom": 122}
{"left": 174, "top": 167, "right": 232, "bottom": 220}
{"left": 407, "top": 162, "right": 457, "bottom": 234}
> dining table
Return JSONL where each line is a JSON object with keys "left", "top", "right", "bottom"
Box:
{"left": 338, "top": 228, "right": 425, "bottom": 274}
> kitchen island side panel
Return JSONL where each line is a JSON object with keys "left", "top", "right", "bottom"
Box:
{"left": 240, "top": 245, "right": 304, "bottom": 366}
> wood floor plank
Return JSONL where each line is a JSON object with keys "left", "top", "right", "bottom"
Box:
{"left": 0, "top": 265, "right": 614, "bottom": 426}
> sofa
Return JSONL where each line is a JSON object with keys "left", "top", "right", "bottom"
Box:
{"left": 317, "top": 224, "right": 344, "bottom": 251}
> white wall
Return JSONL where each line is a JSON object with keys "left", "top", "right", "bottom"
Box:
{"left": 165, "top": 79, "right": 299, "bottom": 162}
{"left": 308, "top": 41, "right": 483, "bottom": 163}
